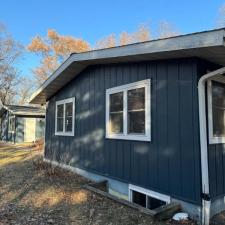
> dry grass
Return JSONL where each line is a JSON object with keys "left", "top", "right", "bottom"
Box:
{"left": 0, "top": 142, "right": 199, "bottom": 225}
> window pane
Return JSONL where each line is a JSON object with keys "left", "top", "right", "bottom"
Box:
{"left": 65, "top": 102, "right": 73, "bottom": 117}
{"left": 212, "top": 81, "right": 225, "bottom": 137}
{"left": 212, "top": 81, "right": 225, "bottom": 108}
{"left": 110, "top": 92, "right": 123, "bottom": 112}
{"left": 128, "top": 111, "right": 145, "bottom": 134}
{"left": 110, "top": 112, "right": 123, "bottom": 134}
{"left": 132, "top": 191, "right": 146, "bottom": 208}
{"left": 65, "top": 117, "right": 72, "bottom": 132}
{"left": 65, "top": 102, "right": 73, "bottom": 132}
{"left": 213, "top": 107, "right": 225, "bottom": 137}
{"left": 57, "top": 104, "right": 64, "bottom": 118}
{"left": 128, "top": 87, "right": 145, "bottom": 110}
{"left": 57, "top": 118, "right": 63, "bottom": 132}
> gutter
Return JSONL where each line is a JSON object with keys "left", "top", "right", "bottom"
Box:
{"left": 198, "top": 67, "right": 225, "bottom": 225}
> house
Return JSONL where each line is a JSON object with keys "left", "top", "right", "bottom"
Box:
{"left": 0, "top": 105, "right": 45, "bottom": 143}
{"left": 29, "top": 28, "right": 225, "bottom": 224}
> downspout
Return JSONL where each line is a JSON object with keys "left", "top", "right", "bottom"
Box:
{"left": 198, "top": 67, "right": 225, "bottom": 225}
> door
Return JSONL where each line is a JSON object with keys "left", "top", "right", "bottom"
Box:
{"left": 24, "top": 118, "right": 36, "bottom": 142}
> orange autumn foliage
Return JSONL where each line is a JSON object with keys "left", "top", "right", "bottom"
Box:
{"left": 27, "top": 29, "right": 90, "bottom": 84}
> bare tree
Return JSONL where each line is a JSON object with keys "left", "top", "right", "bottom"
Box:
{"left": 133, "top": 24, "right": 151, "bottom": 42}
{"left": 95, "top": 33, "right": 116, "bottom": 49}
{"left": 119, "top": 31, "right": 132, "bottom": 46}
{"left": 0, "top": 23, "right": 23, "bottom": 105}
{"left": 16, "top": 77, "right": 34, "bottom": 105}
{"left": 119, "top": 24, "right": 151, "bottom": 46}
{"left": 157, "top": 21, "right": 180, "bottom": 38}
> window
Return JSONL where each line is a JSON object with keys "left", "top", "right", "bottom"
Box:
{"left": 55, "top": 98, "right": 75, "bottom": 136}
{"left": 208, "top": 78, "right": 225, "bottom": 144}
{"left": 8, "top": 116, "right": 15, "bottom": 133}
{"left": 129, "top": 184, "right": 170, "bottom": 210}
{"left": 106, "top": 79, "right": 150, "bottom": 141}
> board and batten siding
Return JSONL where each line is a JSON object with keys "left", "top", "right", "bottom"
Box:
{"left": 45, "top": 58, "right": 201, "bottom": 204}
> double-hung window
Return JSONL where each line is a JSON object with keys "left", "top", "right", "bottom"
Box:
{"left": 106, "top": 79, "right": 151, "bottom": 141}
{"left": 55, "top": 97, "right": 75, "bottom": 136}
{"left": 208, "top": 78, "right": 225, "bottom": 144}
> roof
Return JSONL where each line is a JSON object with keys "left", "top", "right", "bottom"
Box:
{"left": 0, "top": 105, "right": 45, "bottom": 117}
{"left": 30, "top": 28, "right": 225, "bottom": 104}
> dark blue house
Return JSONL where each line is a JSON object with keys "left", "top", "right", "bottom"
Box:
{"left": 0, "top": 105, "right": 45, "bottom": 143}
{"left": 30, "top": 28, "right": 225, "bottom": 224}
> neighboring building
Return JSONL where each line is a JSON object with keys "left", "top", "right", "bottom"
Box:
{"left": 29, "top": 28, "right": 225, "bottom": 224}
{"left": 0, "top": 105, "right": 45, "bottom": 143}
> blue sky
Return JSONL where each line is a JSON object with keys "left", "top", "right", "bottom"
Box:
{"left": 0, "top": 0, "right": 225, "bottom": 78}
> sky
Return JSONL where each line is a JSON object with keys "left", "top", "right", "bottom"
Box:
{"left": 0, "top": 0, "right": 225, "bottom": 78}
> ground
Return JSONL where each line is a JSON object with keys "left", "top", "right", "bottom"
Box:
{"left": 0, "top": 142, "right": 208, "bottom": 225}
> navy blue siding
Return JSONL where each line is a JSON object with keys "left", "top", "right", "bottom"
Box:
{"left": 35, "top": 118, "right": 45, "bottom": 139}
{"left": 15, "top": 117, "right": 24, "bottom": 143}
{"left": 45, "top": 59, "right": 201, "bottom": 204}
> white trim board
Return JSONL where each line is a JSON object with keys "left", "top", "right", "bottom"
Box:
{"left": 29, "top": 28, "right": 225, "bottom": 104}
{"left": 128, "top": 184, "right": 171, "bottom": 204}
{"left": 207, "top": 76, "right": 225, "bottom": 144}
{"left": 105, "top": 79, "right": 151, "bottom": 142}
{"left": 55, "top": 97, "right": 75, "bottom": 136}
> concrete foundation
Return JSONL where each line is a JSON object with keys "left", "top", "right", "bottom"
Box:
{"left": 211, "top": 195, "right": 225, "bottom": 218}
{"left": 44, "top": 158, "right": 202, "bottom": 222}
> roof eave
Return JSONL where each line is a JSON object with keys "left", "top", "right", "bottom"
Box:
{"left": 29, "top": 28, "right": 225, "bottom": 104}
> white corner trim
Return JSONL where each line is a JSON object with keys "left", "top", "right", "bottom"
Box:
{"left": 105, "top": 79, "right": 151, "bottom": 142}
{"left": 128, "top": 184, "right": 171, "bottom": 204}
{"left": 207, "top": 77, "right": 225, "bottom": 144}
{"left": 55, "top": 97, "right": 75, "bottom": 136}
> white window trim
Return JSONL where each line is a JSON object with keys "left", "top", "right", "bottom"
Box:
{"left": 128, "top": 184, "right": 171, "bottom": 205}
{"left": 55, "top": 97, "right": 75, "bottom": 136}
{"left": 106, "top": 79, "right": 151, "bottom": 142}
{"left": 207, "top": 76, "right": 225, "bottom": 144}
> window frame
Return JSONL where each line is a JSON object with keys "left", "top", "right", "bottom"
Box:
{"left": 207, "top": 76, "right": 225, "bottom": 144}
{"left": 128, "top": 184, "right": 171, "bottom": 208}
{"left": 106, "top": 79, "right": 151, "bottom": 142}
{"left": 55, "top": 97, "right": 75, "bottom": 136}
{"left": 8, "top": 115, "right": 15, "bottom": 133}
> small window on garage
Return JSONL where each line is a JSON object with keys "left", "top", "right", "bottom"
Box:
{"left": 129, "top": 184, "right": 170, "bottom": 210}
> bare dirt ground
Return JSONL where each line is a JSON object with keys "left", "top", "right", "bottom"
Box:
{"left": 0, "top": 142, "right": 199, "bottom": 225}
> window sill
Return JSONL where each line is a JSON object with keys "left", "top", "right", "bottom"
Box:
{"left": 55, "top": 132, "right": 74, "bottom": 136}
{"left": 106, "top": 134, "right": 151, "bottom": 142}
{"left": 209, "top": 136, "right": 225, "bottom": 144}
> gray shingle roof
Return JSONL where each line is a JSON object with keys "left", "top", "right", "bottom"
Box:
{"left": 0, "top": 105, "right": 45, "bottom": 117}
{"left": 29, "top": 28, "right": 225, "bottom": 104}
